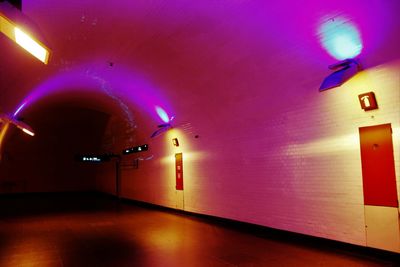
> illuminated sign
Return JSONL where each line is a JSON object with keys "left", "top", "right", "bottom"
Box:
{"left": 75, "top": 154, "right": 111, "bottom": 163}
{"left": 122, "top": 144, "right": 148, "bottom": 155}
{"left": 358, "top": 92, "right": 378, "bottom": 111}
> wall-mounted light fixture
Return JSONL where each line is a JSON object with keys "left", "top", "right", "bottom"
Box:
{"left": 172, "top": 138, "right": 179, "bottom": 147}
{"left": 151, "top": 123, "right": 172, "bottom": 138}
{"left": 319, "top": 59, "right": 361, "bottom": 91}
{"left": 0, "top": 113, "right": 35, "bottom": 136}
{"left": 317, "top": 15, "right": 363, "bottom": 92}
{"left": 0, "top": 1, "right": 51, "bottom": 64}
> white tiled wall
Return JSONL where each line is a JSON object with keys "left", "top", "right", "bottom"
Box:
{"left": 99, "top": 60, "right": 399, "bottom": 250}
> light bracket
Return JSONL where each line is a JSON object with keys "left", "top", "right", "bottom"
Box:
{"left": 319, "top": 59, "right": 361, "bottom": 91}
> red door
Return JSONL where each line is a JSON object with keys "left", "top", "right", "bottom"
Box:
{"left": 359, "top": 124, "right": 398, "bottom": 207}
{"left": 175, "top": 153, "right": 183, "bottom": 190}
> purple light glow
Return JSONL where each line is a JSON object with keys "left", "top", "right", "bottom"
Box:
{"left": 13, "top": 102, "right": 26, "bottom": 117}
{"left": 12, "top": 62, "right": 173, "bottom": 126}
{"left": 249, "top": 1, "right": 394, "bottom": 64}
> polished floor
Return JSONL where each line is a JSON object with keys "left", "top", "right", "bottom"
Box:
{"left": 0, "top": 193, "right": 398, "bottom": 267}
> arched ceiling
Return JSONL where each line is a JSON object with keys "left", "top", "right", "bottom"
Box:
{"left": 1, "top": 0, "right": 400, "bottom": 137}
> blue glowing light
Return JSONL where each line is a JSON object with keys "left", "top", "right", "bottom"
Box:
{"left": 13, "top": 102, "right": 26, "bottom": 117}
{"left": 318, "top": 17, "right": 362, "bottom": 60}
{"left": 155, "top": 106, "right": 170, "bottom": 123}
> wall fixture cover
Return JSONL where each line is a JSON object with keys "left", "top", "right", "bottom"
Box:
{"left": 358, "top": 92, "right": 378, "bottom": 111}
{"left": 319, "top": 59, "right": 360, "bottom": 91}
{"left": 0, "top": 113, "right": 35, "bottom": 136}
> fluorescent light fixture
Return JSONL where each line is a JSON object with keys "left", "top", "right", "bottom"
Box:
{"left": 21, "top": 127, "right": 34, "bottom": 136}
{"left": 0, "top": 113, "right": 35, "bottom": 137}
{"left": 14, "top": 27, "right": 49, "bottom": 64}
{"left": 12, "top": 118, "right": 35, "bottom": 136}
{"left": 0, "top": 1, "right": 51, "bottom": 64}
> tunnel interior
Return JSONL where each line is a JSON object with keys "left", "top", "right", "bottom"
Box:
{"left": 0, "top": 0, "right": 400, "bottom": 258}
{"left": 1, "top": 91, "right": 117, "bottom": 193}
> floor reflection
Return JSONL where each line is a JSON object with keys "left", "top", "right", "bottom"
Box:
{"left": 0, "top": 193, "right": 396, "bottom": 266}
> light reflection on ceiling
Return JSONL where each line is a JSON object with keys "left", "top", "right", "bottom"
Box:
{"left": 12, "top": 63, "right": 174, "bottom": 130}
{"left": 318, "top": 15, "right": 362, "bottom": 60}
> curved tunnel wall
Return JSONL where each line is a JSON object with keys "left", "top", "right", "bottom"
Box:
{"left": 110, "top": 60, "right": 400, "bottom": 249}
{"left": 1, "top": 60, "right": 398, "bottom": 250}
